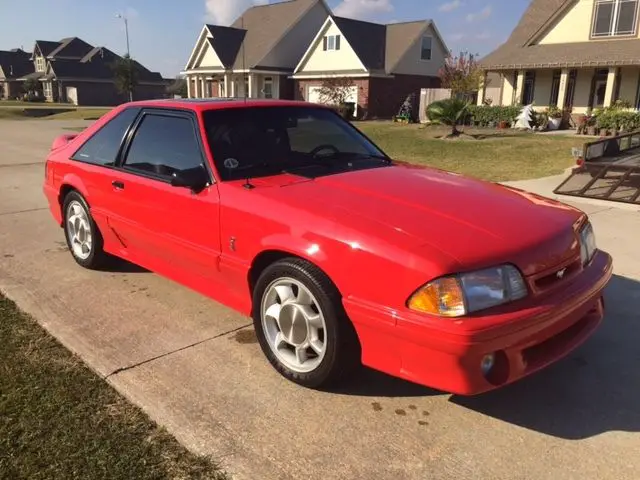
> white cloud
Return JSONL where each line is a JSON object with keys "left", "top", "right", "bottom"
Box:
{"left": 448, "top": 33, "right": 466, "bottom": 41}
{"left": 205, "top": 0, "right": 269, "bottom": 26}
{"left": 438, "top": 0, "right": 463, "bottom": 13}
{"left": 333, "top": 0, "right": 394, "bottom": 20}
{"left": 475, "top": 31, "right": 491, "bottom": 40}
{"left": 466, "top": 5, "right": 492, "bottom": 22}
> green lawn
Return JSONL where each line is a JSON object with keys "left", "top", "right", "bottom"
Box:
{"left": 0, "top": 294, "right": 228, "bottom": 480}
{"left": 356, "top": 122, "right": 580, "bottom": 182}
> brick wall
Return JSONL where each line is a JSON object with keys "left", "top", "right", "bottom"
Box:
{"left": 294, "top": 74, "right": 440, "bottom": 120}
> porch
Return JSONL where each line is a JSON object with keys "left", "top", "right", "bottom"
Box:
{"left": 185, "top": 72, "right": 281, "bottom": 99}
{"left": 479, "top": 67, "right": 640, "bottom": 115}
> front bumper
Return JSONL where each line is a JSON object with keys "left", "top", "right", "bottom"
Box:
{"left": 344, "top": 250, "right": 613, "bottom": 395}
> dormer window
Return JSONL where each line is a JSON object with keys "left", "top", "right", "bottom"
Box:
{"left": 592, "top": 0, "right": 639, "bottom": 37}
{"left": 36, "top": 56, "right": 46, "bottom": 72}
{"left": 420, "top": 36, "right": 432, "bottom": 60}
{"left": 323, "top": 35, "right": 341, "bottom": 51}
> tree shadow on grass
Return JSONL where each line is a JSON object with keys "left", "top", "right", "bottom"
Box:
{"left": 450, "top": 274, "right": 640, "bottom": 440}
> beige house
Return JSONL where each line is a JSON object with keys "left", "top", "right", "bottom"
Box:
{"left": 479, "top": 0, "right": 640, "bottom": 114}
{"left": 182, "top": 0, "right": 330, "bottom": 101}
{"left": 292, "top": 16, "right": 446, "bottom": 117}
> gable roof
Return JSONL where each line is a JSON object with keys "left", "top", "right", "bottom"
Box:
{"left": 34, "top": 40, "right": 60, "bottom": 58}
{"left": 295, "top": 16, "right": 439, "bottom": 75}
{"left": 229, "top": 0, "right": 322, "bottom": 70}
{"left": 0, "top": 49, "right": 32, "bottom": 78}
{"left": 47, "top": 37, "right": 95, "bottom": 59}
{"left": 333, "top": 17, "right": 387, "bottom": 71}
{"left": 205, "top": 25, "right": 246, "bottom": 69}
{"left": 480, "top": 0, "right": 640, "bottom": 69}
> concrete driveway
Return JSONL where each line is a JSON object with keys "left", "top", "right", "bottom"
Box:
{"left": 1, "top": 119, "right": 639, "bottom": 480}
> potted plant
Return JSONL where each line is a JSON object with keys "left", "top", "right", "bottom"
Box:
{"left": 546, "top": 106, "right": 563, "bottom": 130}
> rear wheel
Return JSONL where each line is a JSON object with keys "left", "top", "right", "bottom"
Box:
{"left": 252, "top": 258, "right": 360, "bottom": 389}
{"left": 62, "top": 191, "right": 108, "bottom": 269}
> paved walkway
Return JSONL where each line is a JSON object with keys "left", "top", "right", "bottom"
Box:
{"left": 1, "top": 119, "right": 639, "bottom": 480}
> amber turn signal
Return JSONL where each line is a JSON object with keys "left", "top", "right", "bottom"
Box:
{"left": 407, "top": 276, "right": 466, "bottom": 317}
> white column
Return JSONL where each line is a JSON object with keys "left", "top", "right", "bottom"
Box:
{"left": 514, "top": 70, "right": 525, "bottom": 104}
{"left": 557, "top": 68, "right": 569, "bottom": 107}
{"left": 476, "top": 71, "right": 488, "bottom": 106}
{"left": 186, "top": 76, "right": 192, "bottom": 98}
{"left": 603, "top": 67, "right": 618, "bottom": 108}
{"left": 193, "top": 76, "right": 200, "bottom": 98}
{"left": 200, "top": 77, "right": 205, "bottom": 98}
{"left": 224, "top": 73, "right": 231, "bottom": 98}
{"left": 248, "top": 73, "right": 254, "bottom": 98}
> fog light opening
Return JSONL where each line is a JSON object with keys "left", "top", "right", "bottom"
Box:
{"left": 481, "top": 354, "right": 495, "bottom": 376}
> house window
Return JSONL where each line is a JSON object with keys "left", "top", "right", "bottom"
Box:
{"left": 522, "top": 71, "right": 536, "bottom": 105}
{"left": 323, "top": 35, "right": 341, "bottom": 51}
{"left": 550, "top": 70, "right": 562, "bottom": 106}
{"left": 244, "top": 76, "right": 249, "bottom": 97}
{"left": 592, "top": 0, "right": 639, "bottom": 37}
{"left": 263, "top": 77, "right": 273, "bottom": 99}
{"left": 43, "top": 82, "right": 53, "bottom": 99}
{"left": 420, "top": 36, "right": 432, "bottom": 60}
{"left": 36, "top": 56, "right": 46, "bottom": 72}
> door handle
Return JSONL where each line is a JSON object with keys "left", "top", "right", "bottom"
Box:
{"left": 112, "top": 180, "right": 125, "bottom": 190}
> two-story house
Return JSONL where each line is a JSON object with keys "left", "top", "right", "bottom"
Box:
{"left": 479, "top": 0, "right": 640, "bottom": 115}
{"left": 182, "top": 0, "right": 447, "bottom": 118}
{"left": 0, "top": 48, "right": 32, "bottom": 99}
{"left": 17, "top": 36, "right": 168, "bottom": 105}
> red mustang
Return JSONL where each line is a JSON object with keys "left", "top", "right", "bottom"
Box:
{"left": 43, "top": 99, "right": 613, "bottom": 395}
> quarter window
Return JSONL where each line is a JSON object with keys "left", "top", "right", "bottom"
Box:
{"left": 123, "top": 114, "right": 204, "bottom": 179}
{"left": 72, "top": 107, "right": 139, "bottom": 166}
{"left": 421, "top": 36, "right": 432, "bottom": 60}
{"left": 592, "top": 0, "right": 639, "bottom": 37}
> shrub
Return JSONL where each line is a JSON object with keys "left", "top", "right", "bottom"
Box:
{"left": 466, "top": 105, "right": 522, "bottom": 127}
{"left": 426, "top": 98, "right": 470, "bottom": 136}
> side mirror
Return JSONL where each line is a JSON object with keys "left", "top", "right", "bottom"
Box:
{"left": 171, "top": 166, "right": 210, "bottom": 193}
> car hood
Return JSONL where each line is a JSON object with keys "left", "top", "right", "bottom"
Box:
{"left": 251, "top": 164, "right": 585, "bottom": 276}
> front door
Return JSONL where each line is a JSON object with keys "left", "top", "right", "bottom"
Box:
{"left": 107, "top": 109, "right": 221, "bottom": 282}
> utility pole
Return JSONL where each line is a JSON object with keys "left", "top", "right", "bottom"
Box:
{"left": 116, "top": 13, "right": 133, "bottom": 102}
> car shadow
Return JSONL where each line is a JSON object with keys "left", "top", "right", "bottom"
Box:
{"left": 450, "top": 274, "right": 640, "bottom": 440}
{"left": 99, "top": 256, "right": 149, "bottom": 274}
{"left": 332, "top": 367, "right": 440, "bottom": 398}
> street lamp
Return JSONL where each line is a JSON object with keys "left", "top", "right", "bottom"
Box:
{"left": 115, "top": 13, "right": 133, "bottom": 102}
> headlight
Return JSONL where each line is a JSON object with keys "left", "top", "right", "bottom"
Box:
{"left": 579, "top": 221, "right": 597, "bottom": 266}
{"left": 407, "top": 264, "right": 528, "bottom": 318}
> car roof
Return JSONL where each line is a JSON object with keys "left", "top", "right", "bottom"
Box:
{"left": 120, "top": 98, "right": 328, "bottom": 112}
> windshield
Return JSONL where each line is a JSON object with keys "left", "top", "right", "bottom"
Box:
{"left": 202, "top": 106, "right": 390, "bottom": 181}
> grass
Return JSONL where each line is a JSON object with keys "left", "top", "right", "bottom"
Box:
{"left": 0, "top": 294, "right": 228, "bottom": 480}
{"left": 356, "top": 122, "right": 580, "bottom": 182}
{"left": 42, "top": 108, "right": 111, "bottom": 121}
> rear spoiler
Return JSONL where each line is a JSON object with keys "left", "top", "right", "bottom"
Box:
{"left": 50, "top": 133, "right": 79, "bottom": 152}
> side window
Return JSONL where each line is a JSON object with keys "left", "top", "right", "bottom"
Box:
{"left": 72, "top": 108, "right": 139, "bottom": 166}
{"left": 123, "top": 114, "right": 204, "bottom": 179}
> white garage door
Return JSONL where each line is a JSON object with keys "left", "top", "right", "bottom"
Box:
{"left": 66, "top": 86, "right": 78, "bottom": 105}
{"left": 307, "top": 85, "right": 358, "bottom": 117}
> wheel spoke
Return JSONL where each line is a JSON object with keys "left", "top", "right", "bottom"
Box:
{"left": 296, "top": 287, "right": 313, "bottom": 305}
{"left": 275, "top": 284, "right": 295, "bottom": 304}
{"left": 298, "top": 305, "right": 323, "bottom": 329}
{"left": 309, "top": 339, "right": 324, "bottom": 355}
{"left": 295, "top": 345, "right": 308, "bottom": 365}
{"left": 264, "top": 303, "right": 281, "bottom": 321}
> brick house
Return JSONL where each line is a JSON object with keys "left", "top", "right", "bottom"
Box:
{"left": 479, "top": 0, "right": 640, "bottom": 114}
{"left": 292, "top": 16, "right": 447, "bottom": 118}
{"left": 15, "top": 37, "right": 169, "bottom": 105}
{"left": 182, "top": 0, "right": 446, "bottom": 118}
{"left": 0, "top": 48, "right": 32, "bottom": 99}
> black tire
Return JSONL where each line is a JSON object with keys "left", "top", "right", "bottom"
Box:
{"left": 62, "top": 191, "right": 108, "bottom": 270}
{"left": 252, "top": 257, "right": 361, "bottom": 389}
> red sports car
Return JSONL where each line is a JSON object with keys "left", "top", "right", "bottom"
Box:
{"left": 43, "top": 99, "right": 613, "bottom": 395}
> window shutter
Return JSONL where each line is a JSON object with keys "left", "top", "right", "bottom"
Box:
{"left": 323, "top": 37, "right": 328, "bottom": 51}
{"left": 336, "top": 35, "right": 341, "bottom": 50}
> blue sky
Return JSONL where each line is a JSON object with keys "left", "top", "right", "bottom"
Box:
{"left": 0, "top": 0, "right": 530, "bottom": 78}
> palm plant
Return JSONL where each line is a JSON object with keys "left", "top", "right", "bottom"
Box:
{"left": 426, "top": 98, "right": 471, "bottom": 136}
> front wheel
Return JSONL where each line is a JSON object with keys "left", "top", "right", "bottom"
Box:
{"left": 252, "top": 258, "right": 360, "bottom": 389}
